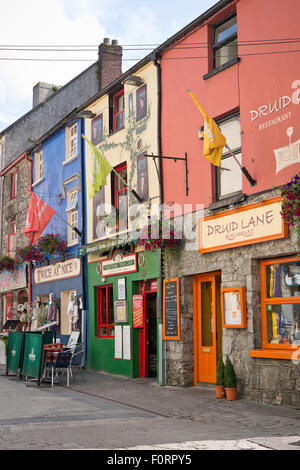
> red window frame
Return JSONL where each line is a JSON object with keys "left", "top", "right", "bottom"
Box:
{"left": 113, "top": 90, "right": 125, "bottom": 132}
{"left": 114, "top": 162, "right": 128, "bottom": 231}
{"left": 11, "top": 171, "right": 17, "bottom": 199}
{"left": 97, "top": 285, "right": 114, "bottom": 338}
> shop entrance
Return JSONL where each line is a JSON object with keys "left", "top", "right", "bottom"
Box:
{"left": 193, "top": 272, "right": 222, "bottom": 384}
{"left": 139, "top": 280, "right": 158, "bottom": 378}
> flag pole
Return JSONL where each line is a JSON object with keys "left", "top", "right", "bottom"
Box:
{"left": 54, "top": 212, "right": 82, "bottom": 237}
{"left": 111, "top": 167, "right": 143, "bottom": 203}
{"left": 225, "top": 144, "right": 257, "bottom": 187}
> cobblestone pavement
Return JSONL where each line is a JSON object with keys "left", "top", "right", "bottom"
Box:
{"left": 0, "top": 367, "right": 299, "bottom": 451}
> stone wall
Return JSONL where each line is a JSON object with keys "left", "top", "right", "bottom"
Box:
{"left": 165, "top": 188, "right": 300, "bottom": 406}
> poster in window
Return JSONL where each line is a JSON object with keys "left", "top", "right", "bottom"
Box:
{"left": 114, "top": 325, "right": 122, "bottom": 359}
{"left": 123, "top": 325, "right": 131, "bottom": 360}
{"left": 221, "top": 287, "right": 247, "bottom": 328}
{"left": 91, "top": 114, "right": 103, "bottom": 146}
{"left": 137, "top": 153, "right": 149, "bottom": 201}
{"left": 93, "top": 187, "right": 105, "bottom": 239}
{"left": 136, "top": 85, "right": 147, "bottom": 121}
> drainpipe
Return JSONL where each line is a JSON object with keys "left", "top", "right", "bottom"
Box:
{"left": 25, "top": 153, "right": 33, "bottom": 330}
{"left": 152, "top": 51, "right": 166, "bottom": 386}
{"left": 80, "top": 118, "right": 88, "bottom": 367}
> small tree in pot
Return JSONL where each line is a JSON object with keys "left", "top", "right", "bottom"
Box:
{"left": 224, "top": 356, "right": 238, "bottom": 400}
{"left": 216, "top": 356, "right": 226, "bottom": 398}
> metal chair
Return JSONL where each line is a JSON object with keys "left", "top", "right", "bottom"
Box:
{"left": 50, "top": 351, "right": 72, "bottom": 387}
{"left": 70, "top": 346, "right": 84, "bottom": 376}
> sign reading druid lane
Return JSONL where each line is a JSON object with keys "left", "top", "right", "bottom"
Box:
{"left": 199, "top": 197, "right": 288, "bottom": 253}
{"left": 163, "top": 278, "right": 181, "bottom": 340}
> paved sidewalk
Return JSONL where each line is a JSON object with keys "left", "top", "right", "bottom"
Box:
{"left": 68, "top": 369, "right": 300, "bottom": 450}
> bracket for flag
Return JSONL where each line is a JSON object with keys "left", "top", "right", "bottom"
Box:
{"left": 224, "top": 144, "right": 257, "bottom": 187}
{"left": 54, "top": 212, "right": 82, "bottom": 237}
{"left": 144, "top": 153, "right": 189, "bottom": 196}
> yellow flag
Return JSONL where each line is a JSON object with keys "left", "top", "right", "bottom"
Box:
{"left": 82, "top": 135, "right": 113, "bottom": 199}
{"left": 187, "top": 89, "right": 226, "bottom": 167}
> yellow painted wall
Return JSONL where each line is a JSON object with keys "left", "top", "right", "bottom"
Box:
{"left": 84, "top": 62, "right": 160, "bottom": 246}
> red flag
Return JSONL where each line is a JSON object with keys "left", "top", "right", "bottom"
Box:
{"left": 24, "top": 190, "right": 55, "bottom": 244}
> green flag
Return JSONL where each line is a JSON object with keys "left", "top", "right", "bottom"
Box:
{"left": 82, "top": 135, "right": 113, "bottom": 199}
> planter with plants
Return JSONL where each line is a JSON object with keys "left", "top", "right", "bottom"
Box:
{"left": 36, "top": 233, "right": 68, "bottom": 258}
{"left": 224, "top": 356, "right": 238, "bottom": 400}
{"left": 215, "top": 356, "right": 226, "bottom": 399}
{"left": 18, "top": 245, "right": 43, "bottom": 264}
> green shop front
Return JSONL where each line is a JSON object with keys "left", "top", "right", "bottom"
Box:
{"left": 82, "top": 240, "right": 161, "bottom": 380}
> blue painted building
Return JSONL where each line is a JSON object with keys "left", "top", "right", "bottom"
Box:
{"left": 30, "top": 117, "right": 87, "bottom": 349}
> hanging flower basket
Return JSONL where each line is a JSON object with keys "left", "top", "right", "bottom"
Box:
{"left": 138, "top": 218, "right": 179, "bottom": 251}
{"left": 0, "top": 255, "right": 17, "bottom": 273}
{"left": 281, "top": 173, "right": 300, "bottom": 247}
{"left": 36, "top": 233, "right": 68, "bottom": 257}
{"left": 18, "top": 245, "right": 43, "bottom": 264}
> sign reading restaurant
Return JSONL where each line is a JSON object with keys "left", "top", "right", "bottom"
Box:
{"left": 34, "top": 258, "right": 81, "bottom": 284}
{"left": 199, "top": 197, "right": 288, "bottom": 253}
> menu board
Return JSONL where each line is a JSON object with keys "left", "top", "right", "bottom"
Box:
{"left": 221, "top": 287, "right": 247, "bottom": 328}
{"left": 163, "top": 278, "right": 180, "bottom": 340}
{"left": 123, "top": 326, "right": 131, "bottom": 360}
{"left": 132, "top": 295, "right": 144, "bottom": 328}
{"left": 114, "top": 325, "right": 122, "bottom": 359}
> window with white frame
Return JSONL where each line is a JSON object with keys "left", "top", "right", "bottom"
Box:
{"left": 65, "top": 123, "right": 78, "bottom": 162}
{"left": 66, "top": 189, "right": 78, "bottom": 245}
{"left": 34, "top": 149, "right": 43, "bottom": 183}
{"left": 216, "top": 113, "right": 242, "bottom": 199}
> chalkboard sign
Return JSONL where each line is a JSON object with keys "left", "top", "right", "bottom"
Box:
{"left": 163, "top": 278, "right": 180, "bottom": 340}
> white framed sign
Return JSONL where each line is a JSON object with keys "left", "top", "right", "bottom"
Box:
{"left": 117, "top": 278, "right": 126, "bottom": 300}
{"left": 114, "top": 325, "right": 123, "bottom": 359}
{"left": 123, "top": 325, "right": 131, "bottom": 360}
{"left": 101, "top": 252, "right": 137, "bottom": 277}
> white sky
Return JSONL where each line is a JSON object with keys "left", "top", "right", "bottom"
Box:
{"left": 0, "top": 0, "right": 217, "bottom": 131}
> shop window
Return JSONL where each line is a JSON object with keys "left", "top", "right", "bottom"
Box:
{"left": 8, "top": 221, "right": 16, "bottom": 257}
{"left": 66, "top": 189, "right": 78, "bottom": 245}
{"left": 97, "top": 285, "right": 114, "bottom": 338}
{"left": 260, "top": 256, "right": 300, "bottom": 351}
{"left": 113, "top": 90, "right": 125, "bottom": 132}
{"left": 34, "top": 149, "right": 43, "bottom": 183}
{"left": 113, "top": 162, "right": 128, "bottom": 231}
{"left": 215, "top": 113, "right": 242, "bottom": 199}
{"left": 10, "top": 171, "right": 17, "bottom": 199}
{"left": 213, "top": 14, "right": 238, "bottom": 69}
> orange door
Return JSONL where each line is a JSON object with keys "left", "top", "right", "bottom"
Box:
{"left": 194, "top": 273, "right": 221, "bottom": 384}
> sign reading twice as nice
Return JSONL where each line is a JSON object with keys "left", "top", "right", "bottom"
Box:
{"left": 199, "top": 197, "right": 287, "bottom": 253}
{"left": 34, "top": 258, "right": 81, "bottom": 284}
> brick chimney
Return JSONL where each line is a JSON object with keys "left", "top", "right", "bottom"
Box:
{"left": 98, "top": 38, "right": 123, "bottom": 91}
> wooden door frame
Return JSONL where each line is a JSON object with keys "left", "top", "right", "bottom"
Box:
{"left": 193, "top": 271, "right": 221, "bottom": 385}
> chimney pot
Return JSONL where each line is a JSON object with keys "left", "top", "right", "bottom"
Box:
{"left": 103, "top": 38, "right": 111, "bottom": 45}
{"left": 112, "top": 39, "right": 118, "bottom": 46}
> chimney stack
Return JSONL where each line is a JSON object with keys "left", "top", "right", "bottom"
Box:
{"left": 98, "top": 38, "right": 122, "bottom": 91}
{"left": 32, "top": 82, "right": 60, "bottom": 108}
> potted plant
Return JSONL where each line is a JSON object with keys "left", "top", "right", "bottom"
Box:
{"left": 216, "top": 356, "right": 226, "bottom": 399}
{"left": 224, "top": 356, "right": 238, "bottom": 401}
{"left": 281, "top": 173, "right": 300, "bottom": 248}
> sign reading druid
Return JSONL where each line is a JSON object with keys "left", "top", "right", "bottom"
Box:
{"left": 199, "top": 197, "right": 287, "bottom": 253}
{"left": 101, "top": 252, "right": 137, "bottom": 277}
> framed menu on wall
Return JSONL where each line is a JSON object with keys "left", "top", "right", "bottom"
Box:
{"left": 221, "top": 287, "right": 247, "bottom": 328}
{"left": 163, "top": 278, "right": 181, "bottom": 340}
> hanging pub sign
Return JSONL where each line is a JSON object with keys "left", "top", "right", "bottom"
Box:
{"left": 163, "top": 278, "right": 180, "bottom": 340}
{"left": 199, "top": 197, "right": 288, "bottom": 253}
{"left": 132, "top": 295, "right": 144, "bottom": 328}
{"left": 101, "top": 251, "right": 137, "bottom": 277}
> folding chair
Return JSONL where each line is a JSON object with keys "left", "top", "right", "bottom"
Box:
{"left": 50, "top": 351, "right": 72, "bottom": 387}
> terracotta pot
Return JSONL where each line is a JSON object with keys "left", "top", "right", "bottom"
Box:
{"left": 225, "top": 387, "right": 238, "bottom": 401}
{"left": 216, "top": 385, "right": 226, "bottom": 399}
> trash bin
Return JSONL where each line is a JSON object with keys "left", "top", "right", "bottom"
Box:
{"left": 7, "top": 331, "right": 25, "bottom": 375}
{"left": 21, "top": 331, "right": 53, "bottom": 382}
